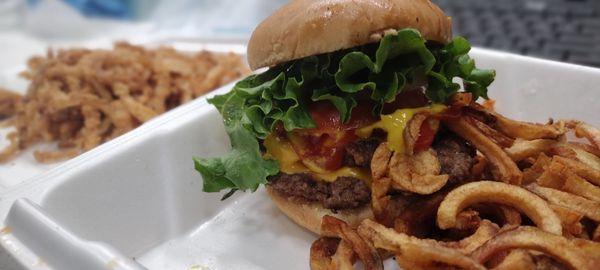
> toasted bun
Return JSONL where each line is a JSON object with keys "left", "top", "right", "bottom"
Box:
{"left": 247, "top": 0, "right": 452, "bottom": 70}
{"left": 266, "top": 186, "right": 373, "bottom": 235}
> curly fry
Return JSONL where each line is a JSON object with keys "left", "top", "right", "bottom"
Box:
{"left": 469, "top": 204, "right": 522, "bottom": 227}
{"left": 441, "top": 219, "right": 500, "bottom": 254}
{"left": 310, "top": 237, "right": 343, "bottom": 270}
{"left": 538, "top": 160, "right": 600, "bottom": 202}
{"left": 320, "top": 216, "right": 383, "bottom": 270}
{"left": 471, "top": 226, "right": 600, "bottom": 270}
{"left": 444, "top": 117, "right": 522, "bottom": 184}
{"left": 437, "top": 181, "right": 562, "bottom": 235}
{"left": 568, "top": 120, "right": 600, "bottom": 150}
{"left": 358, "top": 219, "right": 486, "bottom": 270}
{"left": 553, "top": 155, "right": 600, "bottom": 186}
{"left": 549, "top": 204, "right": 584, "bottom": 236}
{"left": 466, "top": 103, "right": 566, "bottom": 140}
{"left": 388, "top": 149, "right": 449, "bottom": 194}
{"left": 505, "top": 138, "right": 556, "bottom": 162}
{"left": 522, "top": 153, "right": 552, "bottom": 184}
{"left": 526, "top": 183, "right": 600, "bottom": 222}
{"left": 491, "top": 250, "right": 535, "bottom": 270}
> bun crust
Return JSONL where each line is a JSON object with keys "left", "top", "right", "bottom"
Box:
{"left": 266, "top": 186, "right": 374, "bottom": 235}
{"left": 247, "top": 0, "right": 452, "bottom": 70}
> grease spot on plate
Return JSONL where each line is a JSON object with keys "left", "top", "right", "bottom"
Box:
{"left": 189, "top": 265, "right": 211, "bottom": 270}
{"left": 0, "top": 226, "right": 11, "bottom": 235}
{"left": 106, "top": 258, "right": 119, "bottom": 269}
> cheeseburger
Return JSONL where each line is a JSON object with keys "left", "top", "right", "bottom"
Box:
{"left": 194, "top": 0, "right": 494, "bottom": 234}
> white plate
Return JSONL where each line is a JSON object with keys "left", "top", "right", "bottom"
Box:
{"left": 1, "top": 48, "right": 599, "bottom": 270}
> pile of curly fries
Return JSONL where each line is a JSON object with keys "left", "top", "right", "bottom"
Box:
{"left": 310, "top": 93, "right": 600, "bottom": 270}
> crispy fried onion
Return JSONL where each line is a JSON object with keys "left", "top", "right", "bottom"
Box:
{"left": 372, "top": 143, "right": 448, "bottom": 195}
{"left": 0, "top": 88, "right": 21, "bottom": 119}
{"left": 358, "top": 219, "right": 486, "bottom": 270}
{"left": 525, "top": 183, "right": 600, "bottom": 222}
{"left": 470, "top": 226, "right": 600, "bottom": 270}
{"left": 1, "top": 43, "right": 249, "bottom": 163}
{"left": 444, "top": 117, "right": 522, "bottom": 185}
{"left": 310, "top": 216, "right": 383, "bottom": 270}
{"left": 437, "top": 181, "right": 562, "bottom": 235}
{"left": 537, "top": 159, "right": 600, "bottom": 202}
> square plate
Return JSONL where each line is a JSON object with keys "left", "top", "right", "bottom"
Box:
{"left": 1, "top": 48, "right": 599, "bottom": 270}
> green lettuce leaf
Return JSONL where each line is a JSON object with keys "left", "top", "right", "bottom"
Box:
{"left": 194, "top": 91, "right": 279, "bottom": 195}
{"left": 195, "top": 29, "right": 495, "bottom": 197}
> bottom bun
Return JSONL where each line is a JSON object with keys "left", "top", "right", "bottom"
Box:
{"left": 266, "top": 186, "right": 374, "bottom": 235}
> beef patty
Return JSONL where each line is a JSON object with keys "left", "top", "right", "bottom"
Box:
{"left": 343, "top": 139, "right": 381, "bottom": 168}
{"left": 432, "top": 134, "right": 476, "bottom": 184}
{"left": 268, "top": 173, "right": 370, "bottom": 210}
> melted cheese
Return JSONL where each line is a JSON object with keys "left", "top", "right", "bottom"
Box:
{"left": 263, "top": 135, "right": 371, "bottom": 183}
{"left": 356, "top": 104, "right": 446, "bottom": 153}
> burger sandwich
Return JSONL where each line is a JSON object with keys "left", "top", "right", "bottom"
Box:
{"left": 194, "top": 0, "right": 495, "bottom": 234}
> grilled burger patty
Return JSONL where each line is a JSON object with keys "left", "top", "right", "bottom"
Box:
{"left": 432, "top": 134, "right": 476, "bottom": 184}
{"left": 268, "top": 133, "right": 475, "bottom": 210}
{"left": 342, "top": 139, "right": 381, "bottom": 168}
{"left": 268, "top": 173, "right": 371, "bottom": 210}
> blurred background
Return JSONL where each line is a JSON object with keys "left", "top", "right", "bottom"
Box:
{"left": 0, "top": 0, "right": 599, "bottom": 269}
{"left": 0, "top": 0, "right": 599, "bottom": 66}
{"left": 432, "top": 0, "right": 600, "bottom": 67}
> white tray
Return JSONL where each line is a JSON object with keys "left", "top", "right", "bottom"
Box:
{"left": 0, "top": 39, "right": 247, "bottom": 190}
{"left": 1, "top": 48, "right": 599, "bottom": 270}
